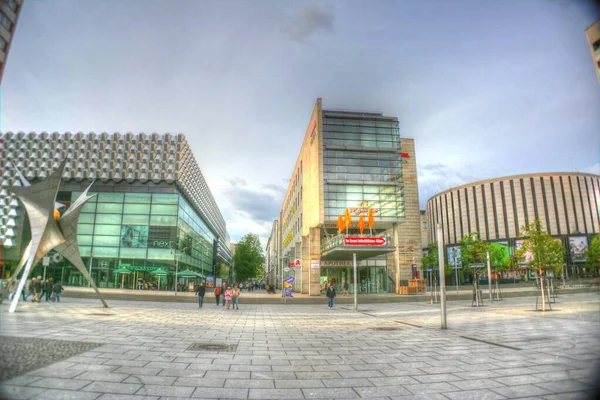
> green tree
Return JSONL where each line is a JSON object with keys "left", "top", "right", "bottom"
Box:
{"left": 233, "top": 233, "right": 264, "bottom": 282}
{"left": 584, "top": 234, "right": 600, "bottom": 272}
{"left": 515, "top": 219, "right": 565, "bottom": 311}
{"left": 421, "top": 242, "right": 452, "bottom": 277}
{"left": 458, "top": 232, "right": 493, "bottom": 284}
{"left": 255, "top": 264, "right": 266, "bottom": 281}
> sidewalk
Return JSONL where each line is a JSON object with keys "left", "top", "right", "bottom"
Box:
{"left": 61, "top": 280, "right": 599, "bottom": 304}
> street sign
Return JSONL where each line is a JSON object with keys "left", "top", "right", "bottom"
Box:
{"left": 310, "top": 259, "right": 320, "bottom": 269}
{"left": 452, "top": 266, "right": 463, "bottom": 269}
{"left": 42, "top": 257, "right": 50, "bottom": 267}
{"left": 470, "top": 263, "right": 485, "bottom": 268}
{"left": 343, "top": 237, "right": 387, "bottom": 246}
{"left": 284, "top": 267, "right": 290, "bottom": 272}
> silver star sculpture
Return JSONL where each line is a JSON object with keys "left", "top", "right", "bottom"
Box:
{"left": 7, "top": 160, "right": 108, "bottom": 312}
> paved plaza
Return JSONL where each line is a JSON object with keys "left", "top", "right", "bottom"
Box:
{"left": 0, "top": 293, "right": 599, "bottom": 400}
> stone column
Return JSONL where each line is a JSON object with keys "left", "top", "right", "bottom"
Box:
{"left": 308, "top": 227, "right": 321, "bottom": 296}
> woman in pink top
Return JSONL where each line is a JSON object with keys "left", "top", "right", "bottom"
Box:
{"left": 224, "top": 286, "right": 233, "bottom": 309}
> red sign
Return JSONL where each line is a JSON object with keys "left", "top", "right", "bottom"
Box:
{"left": 288, "top": 259, "right": 301, "bottom": 268}
{"left": 401, "top": 152, "right": 410, "bottom": 158}
{"left": 344, "top": 237, "right": 387, "bottom": 246}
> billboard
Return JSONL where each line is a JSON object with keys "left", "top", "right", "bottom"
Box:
{"left": 515, "top": 239, "right": 533, "bottom": 266}
{"left": 569, "top": 236, "right": 588, "bottom": 263}
{"left": 490, "top": 241, "right": 510, "bottom": 265}
{"left": 120, "top": 226, "right": 149, "bottom": 248}
{"left": 147, "top": 226, "right": 178, "bottom": 249}
{"left": 446, "top": 246, "right": 462, "bottom": 268}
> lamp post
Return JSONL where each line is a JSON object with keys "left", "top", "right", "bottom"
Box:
{"left": 453, "top": 248, "right": 458, "bottom": 294}
{"left": 436, "top": 223, "right": 447, "bottom": 329}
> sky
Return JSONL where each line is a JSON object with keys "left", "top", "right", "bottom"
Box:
{"left": 2, "top": 0, "right": 600, "bottom": 247}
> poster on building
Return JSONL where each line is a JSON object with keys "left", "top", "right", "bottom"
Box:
{"left": 515, "top": 240, "right": 533, "bottom": 266}
{"left": 490, "top": 241, "right": 510, "bottom": 265}
{"left": 205, "top": 276, "right": 215, "bottom": 288}
{"left": 147, "top": 226, "right": 178, "bottom": 249}
{"left": 120, "top": 226, "right": 149, "bottom": 248}
{"left": 446, "top": 246, "right": 462, "bottom": 268}
{"left": 569, "top": 236, "right": 588, "bottom": 263}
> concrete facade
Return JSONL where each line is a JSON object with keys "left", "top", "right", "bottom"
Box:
{"left": 269, "top": 99, "right": 422, "bottom": 295}
{"left": 585, "top": 19, "right": 600, "bottom": 84}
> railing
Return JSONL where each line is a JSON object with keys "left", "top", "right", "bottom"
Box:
{"left": 321, "top": 233, "right": 393, "bottom": 253}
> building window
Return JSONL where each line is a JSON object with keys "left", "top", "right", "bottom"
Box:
{"left": 0, "top": 12, "right": 11, "bottom": 30}
{"left": 2, "top": 0, "right": 18, "bottom": 11}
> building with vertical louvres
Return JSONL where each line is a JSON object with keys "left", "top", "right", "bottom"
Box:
{"left": 425, "top": 172, "right": 600, "bottom": 277}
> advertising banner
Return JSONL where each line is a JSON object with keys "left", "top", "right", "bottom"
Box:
{"left": 147, "top": 226, "right": 177, "bottom": 249}
{"left": 446, "top": 246, "right": 462, "bottom": 268}
{"left": 569, "top": 236, "right": 588, "bottom": 263}
{"left": 491, "top": 241, "right": 510, "bottom": 265}
{"left": 120, "top": 226, "right": 149, "bottom": 248}
{"left": 205, "top": 276, "right": 214, "bottom": 288}
{"left": 311, "top": 259, "right": 320, "bottom": 269}
{"left": 515, "top": 239, "right": 533, "bottom": 266}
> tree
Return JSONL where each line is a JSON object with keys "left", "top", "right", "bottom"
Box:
{"left": 515, "top": 220, "right": 565, "bottom": 311}
{"left": 584, "top": 234, "right": 600, "bottom": 272}
{"left": 458, "top": 232, "right": 491, "bottom": 287}
{"left": 421, "top": 242, "right": 452, "bottom": 277}
{"left": 233, "top": 233, "right": 264, "bottom": 282}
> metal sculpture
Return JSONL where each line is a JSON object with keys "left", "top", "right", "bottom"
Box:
{"left": 7, "top": 160, "right": 108, "bottom": 312}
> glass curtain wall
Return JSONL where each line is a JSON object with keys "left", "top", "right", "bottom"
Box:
{"left": 53, "top": 191, "right": 216, "bottom": 289}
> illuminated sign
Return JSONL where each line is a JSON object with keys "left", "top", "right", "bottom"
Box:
{"left": 344, "top": 237, "right": 387, "bottom": 246}
{"left": 348, "top": 202, "right": 379, "bottom": 216}
{"left": 283, "top": 231, "right": 295, "bottom": 247}
{"left": 288, "top": 259, "right": 301, "bottom": 268}
{"left": 321, "top": 260, "right": 353, "bottom": 267}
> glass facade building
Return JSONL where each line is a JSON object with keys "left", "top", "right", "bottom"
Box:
{"left": 0, "top": 132, "right": 232, "bottom": 290}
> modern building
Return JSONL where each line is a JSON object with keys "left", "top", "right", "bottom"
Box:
{"left": 0, "top": 132, "right": 232, "bottom": 289}
{"left": 0, "top": 0, "right": 23, "bottom": 85}
{"left": 425, "top": 172, "right": 600, "bottom": 277}
{"left": 585, "top": 19, "right": 600, "bottom": 84}
{"left": 266, "top": 98, "right": 422, "bottom": 295}
{"left": 265, "top": 219, "right": 280, "bottom": 288}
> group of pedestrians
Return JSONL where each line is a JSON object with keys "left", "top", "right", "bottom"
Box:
{"left": 6, "top": 276, "right": 64, "bottom": 303}
{"left": 195, "top": 282, "right": 241, "bottom": 310}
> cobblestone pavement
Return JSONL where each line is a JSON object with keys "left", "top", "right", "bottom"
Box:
{"left": 0, "top": 293, "right": 598, "bottom": 399}
{"left": 0, "top": 337, "right": 102, "bottom": 382}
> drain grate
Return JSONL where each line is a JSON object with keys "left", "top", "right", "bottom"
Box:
{"left": 371, "top": 327, "right": 401, "bottom": 331}
{"left": 187, "top": 343, "right": 238, "bottom": 352}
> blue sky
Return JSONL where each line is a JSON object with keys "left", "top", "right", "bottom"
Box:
{"left": 2, "top": 0, "right": 599, "bottom": 245}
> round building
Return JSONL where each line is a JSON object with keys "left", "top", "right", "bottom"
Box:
{"left": 425, "top": 172, "right": 600, "bottom": 277}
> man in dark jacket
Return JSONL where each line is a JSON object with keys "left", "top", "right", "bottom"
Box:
{"left": 326, "top": 283, "right": 336, "bottom": 309}
{"left": 52, "top": 281, "right": 64, "bottom": 302}
{"left": 195, "top": 282, "right": 206, "bottom": 308}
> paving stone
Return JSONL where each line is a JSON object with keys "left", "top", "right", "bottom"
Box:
{"left": 173, "top": 377, "right": 224, "bottom": 387}
{"left": 135, "top": 385, "right": 195, "bottom": 397}
{"left": 113, "top": 367, "right": 163, "bottom": 376}
{"left": 33, "top": 389, "right": 102, "bottom": 400}
{"left": 492, "top": 375, "right": 544, "bottom": 385}
{"left": 491, "top": 384, "right": 553, "bottom": 398}
{"left": 543, "top": 393, "right": 595, "bottom": 400}
{"left": 322, "top": 378, "right": 373, "bottom": 387}
{"left": 25, "top": 368, "right": 85, "bottom": 379}
{"left": 205, "top": 371, "right": 250, "bottom": 379}
{"left": 444, "top": 389, "right": 508, "bottom": 400}
{"left": 247, "top": 388, "right": 304, "bottom": 399}
{"left": 354, "top": 386, "right": 412, "bottom": 397}
{"left": 97, "top": 394, "right": 159, "bottom": 400}
{"left": 533, "top": 379, "right": 592, "bottom": 393}
{"left": 295, "top": 371, "right": 342, "bottom": 379}
{"left": 274, "top": 379, "right": 325, "bottom": 388}
{"left": 191, "top": 387, "right": 249, "bottom": 399}
{"left": 251, "top": 371, "right": 296, "bottom": 380}
{"left": 77, "top": 372, "right": 130, "bottom": 383}
{"left": 0, "top": 375, "right": 43, "bottom": 386}
{"left": 225, "top": 379, "right": 274, "bottom": 388}
{"left": 28, "top": 377, "right": 92, "bottom": 390}
{"left": 123, "top": 375, "right": 177, "bottom": 385}
{"left": 368, "top": 376, "right": 421, "bottom": 386}
{"left": 302, "top": 387, "right": 361, "bottom": 399}
{"left": 412, "top": 373, "right": 463, "bottom": 383}
{"left": 404, "top": 382, "right": 460, "bottom": 395}
{"left": 81, "top": 382, "right": 143, "bottom": 395}
{"left": 450, "top": 378, "right": 506, "bottom": 390}
{"left": 158, "top": 369, "right": 206, "bottom": 378}
{"left": 0, "top": 385, "right": 45, "bottom": 400}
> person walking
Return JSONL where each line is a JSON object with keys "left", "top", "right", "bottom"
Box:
{"left": 195, "top": 282, "right": 206, "bottom": 308}
{"left": 52, "top": 281, "right": 64, "bottom": 302}
{"left": 232, "top": 284, "right": 240, "bottom": 310}
{"left": 45, "top": 278, "right": 53, "bottom": 302}
{"left": 326, "top": 283, "right": 336, "bottom": 309}
{"left": 32, "top": 276, "right": 43, "bottom": 302}
{"left": 224, "top": 286, "right": 232, "bottom": 310}
{"left": 214, "top": 285, "right": 222, "bottom": 306}
{"left": 222, "top": 284, "right": 227, "bottom": 307}
{"left": 343, "top": 281, "right": 349, "bottom": 297}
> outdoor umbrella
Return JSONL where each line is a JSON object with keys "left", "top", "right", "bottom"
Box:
{"left": 151, "top": 268, "right": 169, "bottom": 290}
{"left": 114, "top": 267, "right": 133, "bottom": 289}
{"left": 177, "top": 270, "right": 201, "bottom": 278}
